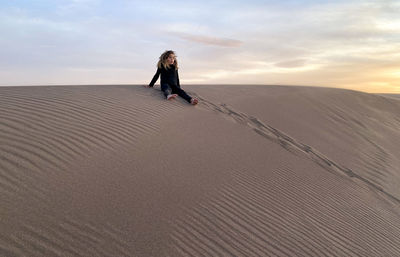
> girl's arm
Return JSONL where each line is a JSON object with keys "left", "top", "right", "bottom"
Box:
{"left": 149, "top": 68, "right": 161, "bottom": 87}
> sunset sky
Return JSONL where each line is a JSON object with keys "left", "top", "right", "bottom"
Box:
{"left": 1, "top": 0, "right": 399, "bottom": 93}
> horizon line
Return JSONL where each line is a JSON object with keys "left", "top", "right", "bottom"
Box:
{"left": 0, "top": 83, "right": 399, "bottom": 95}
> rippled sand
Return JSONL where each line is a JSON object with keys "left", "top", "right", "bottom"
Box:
{"left": 1, "top": 84, "right": 400, "bottom": 256}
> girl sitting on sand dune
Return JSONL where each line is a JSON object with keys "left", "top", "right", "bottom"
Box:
{"left": 146, "top": 50, "right": 198, "bottom": 105}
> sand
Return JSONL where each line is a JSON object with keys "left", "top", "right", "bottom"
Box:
{"left": 1, "top": 84, "right": 400, "bottom": 256}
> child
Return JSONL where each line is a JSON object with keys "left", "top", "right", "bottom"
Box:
{"left": 146, "top": 50, "right": 198, "bottom": 105}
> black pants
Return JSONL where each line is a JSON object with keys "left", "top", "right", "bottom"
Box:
{"left": 161, "top": 83, "right": 192, "bottom": 103}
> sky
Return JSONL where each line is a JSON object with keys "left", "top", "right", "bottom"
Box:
{"left": 0, "top": 0, "right": 399, "bottom": 93}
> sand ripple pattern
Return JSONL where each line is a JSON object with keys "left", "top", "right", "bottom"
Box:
{"left": 0, "top": 86, "right": 177, "bottom": 195}
{"left": 170, "top": 169, "right": 400, "bottom": 256}
{"left": 0, "top": 216, "right": 132, "bottom": 257}
{"left": 0, "top": 85, "right": 183, "bottom": 256}
{"left": 194, "top": 93, "right": 400, "bottom": 205}
{"left": 312, "top": 95, "right": 400, "bottom": 198}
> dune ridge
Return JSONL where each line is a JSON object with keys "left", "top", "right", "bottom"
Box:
{"left": 1, "top": 85, "right": 400, "bottom": 256}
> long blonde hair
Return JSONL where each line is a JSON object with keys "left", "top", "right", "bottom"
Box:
{"left": 157, "top": 50, "right": 179, "bottom": 70}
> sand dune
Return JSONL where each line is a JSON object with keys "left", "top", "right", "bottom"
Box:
{"left": 1, "top": 84, "right": 400, "bottom": 256}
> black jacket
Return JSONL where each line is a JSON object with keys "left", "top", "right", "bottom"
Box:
{"left": 149, "top": 64, "right": 180, "bottom": 87}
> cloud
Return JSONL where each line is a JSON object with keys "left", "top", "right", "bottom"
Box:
{"left": 171, "top": 32, "right": 243, "bottom": 47}
{"left": 274, "top": 59, "right": 307, "bottom": 68}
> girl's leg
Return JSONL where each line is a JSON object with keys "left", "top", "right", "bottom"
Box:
{"left": 161, "top": 83, "right": 172, "bottom": 98}
{"left": 171, "top": 86, "right": 192, "bottom": 103}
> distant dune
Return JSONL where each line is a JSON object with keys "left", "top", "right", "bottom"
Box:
{"left": 1, "top": 84, "right": 400, "bottom": 256}
{"left": 376, "top": 93, "right": 400, "bottom": 100}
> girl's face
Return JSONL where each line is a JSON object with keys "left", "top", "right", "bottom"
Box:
{"left": 167, "top": 54, "right": 175, "bottom": 65}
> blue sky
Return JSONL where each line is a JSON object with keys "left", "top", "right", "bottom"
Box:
{"left": 1, "top": 0, "right": 399, "bottom": 92}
